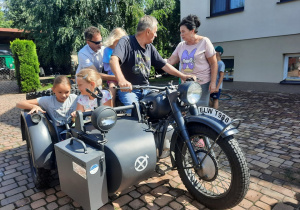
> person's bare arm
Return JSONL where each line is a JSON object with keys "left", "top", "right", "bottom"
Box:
{"left": 207, "top": 55, "right": 218, "bottom": 93}
{"left": 217, "top": 72, "right": 225, "bottom": 90}
{"left": 16, "top": 99, "right": 45, "bottom": 114}
{"left": 161, "top": 63, "right": 196, "bottom": 82}
{"left": 167, "top": 54, "right": 180, "bottom": 65}
{"left": 110, "top": 55, "right": 132, "bottom": 92}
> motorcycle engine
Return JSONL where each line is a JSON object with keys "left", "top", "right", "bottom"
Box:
{"left": 140, "top": 92, "right": 171, "bottom": 119}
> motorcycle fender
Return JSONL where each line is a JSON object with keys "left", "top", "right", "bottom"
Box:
{"left": 169, "top": 115, "right": 239, "bottom": 168}
{"left": 185, "top": 115, "right": 239, "bottom": 137}
{"left": 21, "top": 111, "right": 55, "bottom": 170}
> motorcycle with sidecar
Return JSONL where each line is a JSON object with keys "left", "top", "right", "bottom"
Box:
{"left": 20, "top": 81, "right": 250, "bottom": 210}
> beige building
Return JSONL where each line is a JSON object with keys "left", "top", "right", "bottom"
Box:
{"left": 180, "top": 0, "right": 300, "bottom": 84}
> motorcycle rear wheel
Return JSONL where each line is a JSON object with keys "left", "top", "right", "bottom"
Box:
{"left": 175, "top": 124, "right": 249, "bottom": 209}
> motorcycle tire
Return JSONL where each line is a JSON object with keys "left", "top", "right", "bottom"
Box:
{"left": 25, "top": 130, "right": 51, "bottom": 189}
{"left": 175, "top": 124, "right": 250, "bottom": 209}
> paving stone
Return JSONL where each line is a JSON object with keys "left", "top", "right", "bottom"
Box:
{"left": 112, "top": 195, "right": 133, "bottom": 208}
{"left": 128, "top": 198, "right": 145, "bottom": 209}
{"left": 1, "top": 193, "right": 24, "bottom": 206}
{"left": 15, "top": 198, "right": 31, "bottom": 207}
{"left": 30, "top": 199, "right": 46, "bottom": 209}
{"left": 272, "top": 203, "right": 294, "bottom": 210}
{"left": 46, "top": 202, "right": 58, "bottom": 210}
{"left": 0, "top": 204, "right": 15, "bottom": 210}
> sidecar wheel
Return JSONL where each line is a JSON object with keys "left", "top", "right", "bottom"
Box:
{"left": 175, "top": 124, "right": 250, "bottom": 209}
{"left": 26, "top": 132, "right": 51, "bottom": 189}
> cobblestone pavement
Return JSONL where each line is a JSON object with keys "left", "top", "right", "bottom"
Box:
{"left": 0, "top": 90, "right": 299, "bottom": 210}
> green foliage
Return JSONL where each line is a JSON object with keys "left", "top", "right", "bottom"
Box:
{"left": 10, "top": 39, "right": 40, "bottom": 93}
{"left": 0, "top": 6, "right": 12, "bottom": 28}
{"left": 7, "top": 0, "right": 180, "bottom": 73}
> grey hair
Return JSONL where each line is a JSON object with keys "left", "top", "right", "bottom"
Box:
{"left": 136, "top": 15, "right": 158, "bottom": 34}
{"left": 84, "top": 26, "right": 101, "bottom": 40}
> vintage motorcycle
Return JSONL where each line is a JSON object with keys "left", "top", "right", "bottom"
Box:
{"left": 20, "top": 81, "right": 250, "bottom": 210}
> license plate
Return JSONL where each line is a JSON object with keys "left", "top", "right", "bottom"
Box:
{"left": 198, "top": 107, "right": 232, "bottom": 125}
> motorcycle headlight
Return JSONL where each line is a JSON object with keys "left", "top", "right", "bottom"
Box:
{"left": 30, "top": 113, "right": 42, "bottom": 124}
{"left": 178, "top": 82, "right": 202, "bottom": 105}
{"left": 91, "top": 106, "right": 117, "bottom": 132}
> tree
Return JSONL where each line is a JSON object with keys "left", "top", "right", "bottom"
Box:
{"left": 0, "top": 6, "right": 12, "bottom": 28}
{"left": 7, "top": 0, "right": 180, "bottom": 74}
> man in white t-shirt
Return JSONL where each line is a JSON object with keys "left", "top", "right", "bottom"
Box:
{"left": 76, "top": 26, "right": 115, "bottom": 81}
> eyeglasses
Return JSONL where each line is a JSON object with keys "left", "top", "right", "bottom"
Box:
{"left": 88, "top": 40, "right": 103, "bottom": 45}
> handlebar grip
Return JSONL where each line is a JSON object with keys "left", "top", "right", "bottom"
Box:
{"left": 69, "top": 138, "right": 88, "bottom": 154}
{"left": 186, "top": 77, "right": 195, "bottom": 82}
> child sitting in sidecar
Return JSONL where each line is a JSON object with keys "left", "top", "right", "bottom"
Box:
{"left": 16, "top": 75, "right": 78, "bottom": 140}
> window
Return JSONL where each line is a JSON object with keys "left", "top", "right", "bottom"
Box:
{"left": 283, "top": 54, "right": 300, "bottom": 82}
{"left": 222, "top": 58, "right": 234, "bottom": 81}
{"left": 277, "top": 0, "right": 295, "bottom": 4}
{"left": 210, "top": 0, "right": 244, "bottom": 17}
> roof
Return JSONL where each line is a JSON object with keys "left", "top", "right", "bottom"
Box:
{"left": 0, "top": 28, "right": 24, "bottom": 33}
{"left": 0, "top": 28, "right": 28, "bottom": 44}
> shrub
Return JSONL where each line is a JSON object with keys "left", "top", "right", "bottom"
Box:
{"left": 10, "top": 39, "right": 40, "bottom": 92}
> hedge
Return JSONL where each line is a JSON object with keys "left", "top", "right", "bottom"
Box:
{"left": 10, "top": 39, "right": 40, "bottom": 93}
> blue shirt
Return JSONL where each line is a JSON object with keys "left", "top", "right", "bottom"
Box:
{"left": 216, "top": 60, "right": 225, "bottom": 89}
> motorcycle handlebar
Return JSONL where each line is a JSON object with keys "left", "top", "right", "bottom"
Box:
{"left": 113, "top": 85, "right": 166, "bottom": 91}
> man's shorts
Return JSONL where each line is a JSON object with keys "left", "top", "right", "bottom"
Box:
{"left": 210, "top": 89, "right": 222, "bottom": 99}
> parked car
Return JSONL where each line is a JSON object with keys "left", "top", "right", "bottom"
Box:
{"left": 0, "top": 50, "right": 15, "bottom": 80}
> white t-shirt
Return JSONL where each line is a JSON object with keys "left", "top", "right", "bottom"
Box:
{"left": 77, "top": 90, "right": 112, "bottom": 111}
{"left": 172, "top": 37, "right": 216, "bottom": 84}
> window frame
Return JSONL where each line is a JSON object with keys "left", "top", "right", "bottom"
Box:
{"left": 209, "top": 0, "right": 244, "bottom": 18}
{"left": 281, "top": 53, "right": 300, "bottom": 84}
{"left": 277, "top": 0, "right": 295, "bottom": 4}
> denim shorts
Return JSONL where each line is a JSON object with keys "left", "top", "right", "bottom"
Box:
{"left": 210, "top": 89, "right": 222, "bottom": 99}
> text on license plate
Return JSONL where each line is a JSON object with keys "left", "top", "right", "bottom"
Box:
{"left": 198, "top": 107, "right": 232, "bottom": 125}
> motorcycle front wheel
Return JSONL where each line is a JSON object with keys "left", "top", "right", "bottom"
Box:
{"left": 175, "top": 124, "right": 250, "bottom": 209}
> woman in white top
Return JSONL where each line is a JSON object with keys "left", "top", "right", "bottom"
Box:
{"left": 167, "top": 15, "right": 218, "bottom": 106}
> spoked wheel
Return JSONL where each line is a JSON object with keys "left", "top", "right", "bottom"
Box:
{"left": 26, "top": 131, "right": 51, "bottom": 189}
{"left": 175, "top": 124, "right": 250, "bottom": 209}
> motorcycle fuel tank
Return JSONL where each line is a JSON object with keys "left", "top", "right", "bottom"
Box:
{"left": 103, "top": 118, "right": 156, "bottom": 194}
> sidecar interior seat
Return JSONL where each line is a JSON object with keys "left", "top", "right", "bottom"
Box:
{"left": 42, "top": 112, "right": 67, "bottom": 143}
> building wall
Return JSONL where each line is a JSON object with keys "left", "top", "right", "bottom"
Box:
{"left": 215, "top": 34, "right": 300, "bottom": 83}
{"left": 180, "top": 0, "right": 300, "bottom": 42}
{"left": 180, "top": 0, "right": 300, "bottom": 83}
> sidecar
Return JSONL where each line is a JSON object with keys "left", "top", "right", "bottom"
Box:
{"left": 20, "top": 104, "right": 158, "bottom": 210}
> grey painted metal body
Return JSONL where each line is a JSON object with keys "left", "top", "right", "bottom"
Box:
{"left": 55, "top": 138, "right": 108, "bottom": 210}
{"left": 21, "top": 111, "right": 55, "bottom": 169}
{"left": 84, "top": 118, "right": 157, "bottom": 194}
